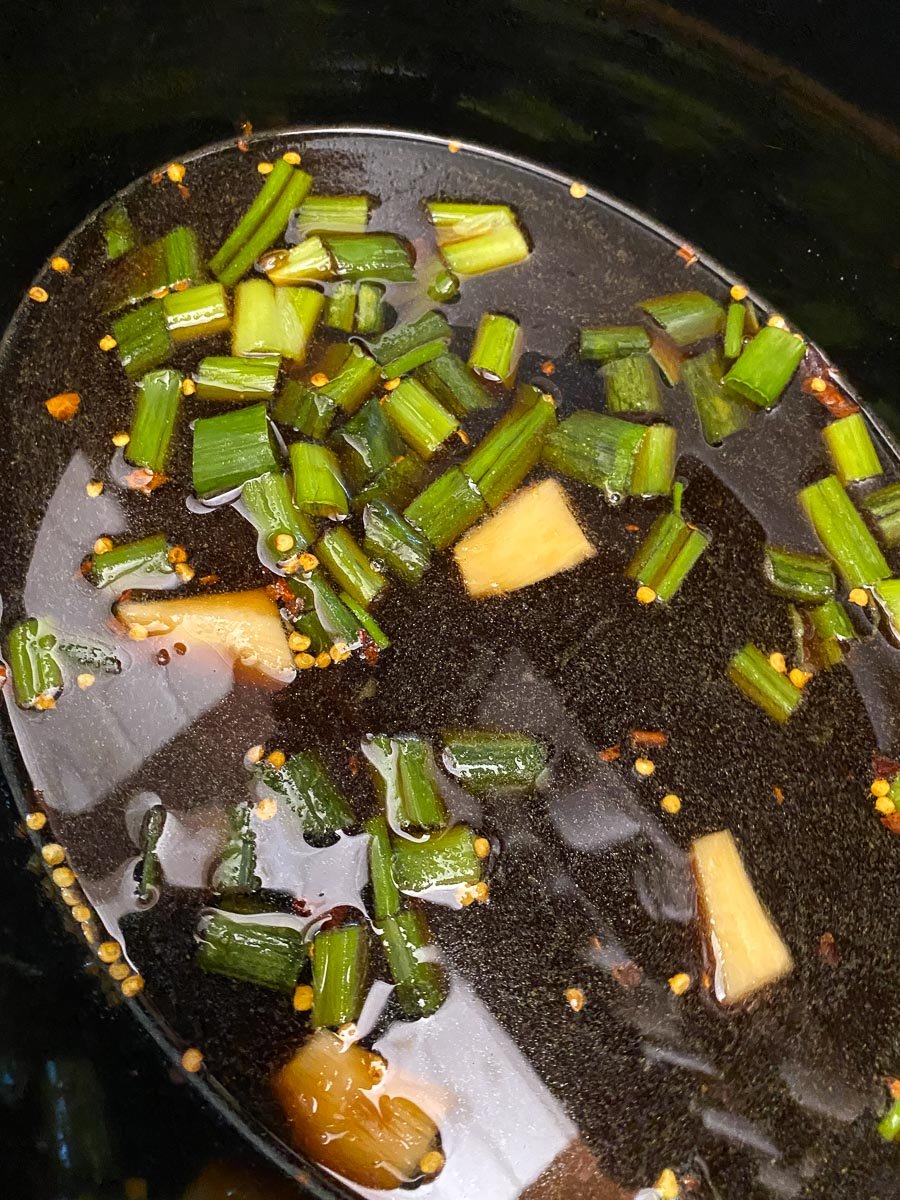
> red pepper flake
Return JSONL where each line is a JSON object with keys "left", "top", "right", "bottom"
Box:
{"left": 267, "top": 578, "right": 302, "bottom": 617}
{"left": 199, "top": 573, "right": 219, "bottom": 587}
{"left": 801, "top": 374, "right": 859, "bottom": 419}
{"left": 150, "top": 171, "right": 164, "bottom": 185}
{"left": 676, "top": 244, "right": 698, "bottom": 267}
{"left": 598, "top": 745, "right": 620, "bottom": 762}
{"left": 173, "top": 642, "right": 187, "bottom": 656}
{"left": 624, "top": 523, "right": 640, "bottom": 532}
{"left": 773, "top": 785, "right": 785, "bottom": 804}
{"left": 291, "top": 897, "right": 311, "bottom": 917}
{"left": 872, "top": 753, "right": 900, "bottom": 780}
{"left": 818, "top": 931, "right": 841, "bottom": 967}
{"left": 888, "top": 1078, "right": 900, "bottom": 1100}
{"left": 0, "top": 663, "right": 7, "bottom": 684}
{"left": 611, "top": 961, "right": 643, "bottom": 989}
{"left": 177, "top": 183, "right": 190, "bottom": 201}
{"left": 359, "top": 629, "right": 379, "bottom": 666}
{"left": 880, "top": 812, "right": 900, "bottom": 835}
{"left": 348, "top": 754, "right": 360, "bottom": 777}
{"left": 629, "top": 729, "right": 667, "bottom": 749}
{"left": 156, "top": 649, "right": 171, "bottom": 667}
{"left": 540, "top": 360, "right": 556, "bottom": 376}
{"left": 125, "top": 468, "right": 168, "bottom": 493}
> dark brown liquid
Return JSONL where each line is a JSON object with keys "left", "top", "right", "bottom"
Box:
{"left": 1, "top": 132, "right": 899, "bottom": 1200}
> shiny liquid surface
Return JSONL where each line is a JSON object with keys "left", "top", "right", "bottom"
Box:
{"left": 1, "top": 132, "right": 899, "bottom": 1200}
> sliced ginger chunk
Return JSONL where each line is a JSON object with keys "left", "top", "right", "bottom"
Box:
{"left": 454, "top": 478, "right": 595, "bottom": 598}
{"left": 692, "top": 829, "right": 793, "bottom": 1006}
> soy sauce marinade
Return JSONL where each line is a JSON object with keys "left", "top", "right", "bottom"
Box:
{"left": 2, "top": 132, "right": 900, "bottom": 1200}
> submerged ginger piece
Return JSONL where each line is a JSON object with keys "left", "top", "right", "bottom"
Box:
{"left": 454, "top": 478, "right": 595, "bottom": 598}
{"left": 692, "top": 829, "right": 793, "bottom": 1005}
{"left": 273, "top": 1030, "right": 441, "bottom": 1190}
{"left": 114, "top": 588, "right": 294, "bottom": 682}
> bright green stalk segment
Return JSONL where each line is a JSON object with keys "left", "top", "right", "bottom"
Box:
{"left": 626, "top": 511, "right": 710, "bottom": 601}
{"left": 290, "top": 442, "right": 349, "bottom": 518}
{"left": 404, "top": 466, "right": 488, "bottom": 549}
{"left": 638, "top": 291, "right": 725, "bottom": 347}
{"left": 210, "top": 803, "right": 260, "bottom": 894}
{"left": 323, "top": 233, "right": 415, "bottom": 282}
{"left": 265, "top": 235, "right": 336, "bottom": 285}
{"left": 273, "top": 381, "right": 336, "bottom": 438}
{"left": 382, "top": 378, "right": 459, "bottom": 459}
{"left": 728, "top": 643, "right": 803, "bottom": 723}
{"left": 427, "top": 267, "right": 460, "bottom": 303}
{"left": 287, "top": 572, "right": 361, "bottom": 648}
{"left": 163, "top": 226, "right": 204, "bottom": 288}
{"left": 381, "top": 338, "right": 449, "bottom": 378}
{"left": 311, "top": 923, "right": 368, "bottom": 1029}
{"left": 89, "top": 534, "right": 174, "bottom": 589}
{"left": 440, "top": 221, "right": 529, "bottom": 276}
{"left": 723, "top": 325, "right": 806, "bottom": 408}
{"left": 380, "top": 910, "right": 448, "bottom": 1018}
{"left": 126, "top": 368, "right": 182, "bottom": 472}
{"left": 240, "top": 471, "right": 315, "bottom": 559}
{"left": 137, "top": 805, "right": 167, "bottom": 900}
{"left": 862, "top": 481, "right": 900, "bottom": 548}
{"left": 296, "top": 194, "right": 371, "bottom": 233}
{"left": 319, "top": 344, "right": 382, "bottom": 415}
{"left": 872, "top": 578, "right": 900, "bottom": 638}
{"left": 763, "top": 546, "right": 836, "bottom": 603}
{"left": 106, "top": 226, "right": 204, "bottom": 311}
{"left": 792, "top": 601, "right": 849, "bottom": 671}
{"left": 542, "top": 410, "right": 644, "bottom": 497}
{"left": 464, "top": 387, "right": 557, "bottom": 507}
{"left": 426, "top": 201, "right": 511, "bottom": 229}
{"left": 366, "top": 815, "right": 401, "bottom": 920}
{"left": 809, "top": 598, "right": 856, "bottom": 643}
{"left": 163, "top": 282, "right": 230, "bottom": 342}
{"left": 233, "top": 280, "right": 323, "bottom": 360}
{"left": 878, "top": 1099, "right": 900, "bottom": 1143}
{"left": 194, "top": 355, "right": 280, "bottom": 401}
{"left": 315, "top": 525, "right": 387, "bottom": 608}
{"left": 368, "top": 311, "right": 452, "bottom": 371}
{"left": 366, "top": 736, "right": 447, "bottom": 832}
{"left": 102, "top": 203, "right": 138, "bottom": 261}
{"left": 340, "top": 592, "right": 391, "bottom": 650}
{"left": 198, "top": 912, "right": 306, "bottom": 993}
{"left": 415, "top": 352, "right": 493, "bottom": 416}
{"left": 277, "top": 287, "right": 326, "bottom": 362}
{"left": 682, "top": 349, "right": 753, "bottom": 445}
{"left": 112, "top": 301, "right": 172, "bottom": 378}
{"left": 214, "top": 165, "right": 312, "bottom": 288}
{"left": 6, "top": 619, "right": 62, "bottom": 710}
{"left": 822, "top": 412, "right": 882, "bottom": 484}
{"left": 210, "top": 159, "right": 293, "bottom": 276}
{"left": 324, "top": 281, "right": 357, "bottom": 332}
{"left": 354, "top": 282, "right": 385, "bottom": 335}
{"left": 723, "top": 301, "right": 746, "bottom": 359}
{"left": 442, "top": 732, "right": 546, "bottom": 793}
{"left": 630, "top": 424, "right": 677, "bottom": 497}
{"left": 602, "top": 354, "right": 662, "bottom": 414}
{"left": 259, "top": 750, "right": 355, "bottom": 837}
{"left": 363, "top": 499, "right": 432, "bottom": 585}
{"left": 192, "top": 402, "right": 279, "bottom": 498}
{"left": 392, "top": 825, "right": 481, "bottom": 892}
{"left": 352, "top": 454, "right": 426, "bottom": 515}
{"left": 579, "top": 325, "right": 651, "bottom": 362}
{"left": 57, "top": 639, "right": 121, "bottom": 675}
{"left": 798, "top": 474, "right": 890, "bottom": 587}
{"left": 468, "top": 313, "right": 522, "bottom": 385}
{"left": 331, "top": 397, "right": 405, "bottom": 492}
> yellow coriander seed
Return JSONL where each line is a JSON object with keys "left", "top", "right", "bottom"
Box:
{"left": 266, "top": 749, "right": 286, "bottom": 768}
{"left": 569, "top": 181, "right": 587, "bottom": 198}
{"left": 810, "top": 377, "right": 827, "bottom": 393}
{"left": 767, "top": 313, "right": 787, "bottom": 329}
{"left": 109, "top": 961, "right": 131, "bottom": 981}
{"left": 871, "top": 778, "right": 891, "bottom": 797}
{"left": 98, "top": 940, "right": 122, "bottom": 964}
{"left": 77, "top": 673, "right": 95, "bottom": 690}
{"left": 634, "top": 757, "right": 655, "bottom": 777}
{"left": 875, "top": 796, "right": 896, "bottom": 816}
{"left": 636, "top": 585, "right": 656, "bottom": 605}
{"left": 52, "top": 866, "right": 76, "bottom": 888}
{"left": 98, "top": 333, "right": 117, "bottom": 351}
{"left": 175, "top": 563, "right": 195, "bottom": 582}
{"left": 121, "top": 975, "right": 145, "bottom": 998}
{"left": 46, "top": 391, "right": 81, "bottom": 421}
{"left": 473, "top": 836, "right": 491, "bottom": 859}
{"left": 93, "top": 536, "right": 114, "bottom": 555}
{"left": 473, "top": 881, "right": 490, "bottom": 903}
{"left": 315, "top": 651, "right": 331, "bottom": 669}
{"left": 564, "top": 986, "right": 585, "bottom": 1012}
{"left": 25, "top": 811, "right": 47, "bottom": 831}
{"left": 447, "top": 141, "right": 461, "bottom": 153}
{"left": 655, "top": 1168, "right": 680, "bottom": 1200}
{"left": 111, "top": 430, "right": 130, "bottom": 447}
{"left": 298, "top": 552, "right": 319, "bottom": 571}
{"left": 458, "top": 885, "right": 476, "bottom": 908}
{"left": 294, "top": 652, "right": 315, "bottom": 669}
{"left": 310, "top": 371, "right": 329, "bottom": 387}
{"left": 60, "top": 887, "right": 81, "bottom": 906}
{"left": 50, "top": 256, "right": 71, "bottom": 274}
{"left": 768, "top": 651, "right": 787, "bottom": 673}
{"left": 181, "top": 1047, "right": 204, "bottom": 1072}
{"left": 330, "top": 641, "right": 351, "bottom": 662}
{"left": 166, "top": 162, "right": 186, "bottom": 183}
{"left": 72, "top": 904, "right": 91, "bottom": 923}
{"left": 729, "top": 284, "right": 748, "bottom": 301}
{"left": 42, "top": 843, "right": 66, "bottom": 866}
{"left": 789, "top": 667, "right": 811, "bottom": 688}
{"left": 282, "top": 150, "right": 302, "bottom": 165}
{"left": 661, "top": 793, "right": 682, "bottom": 814}
{"left": 292, "top": 984, "right": 314, "bottom": 1012}
{"left": 167, "top": 544, "right": 188, "bottom": 563}
{"left": 257, "top": 161, "right": 274, "bottom": 175}
{"left": 273, "top": 532, "right": 295, "bottom": 554}
{"left": 383, "top": 377, "right": 401, "bottom": 391}
{"left": 181, "top": 377, "right": 196, "bottom": 395}
{"left": 288, "top": 632, "right": 311, "bottom": 652}
{"left": 420, "top": 1150, "right": 445, "bottom": 1176}
{"left": 28, "top": 285, "right": 49, "bottom": 303}
{"left": 256, "top": 796, "right": 278, "bottom": 821}
{"left": 848, "top": 587, "right": 869, "bottom": 606}
{"left": 668, "top": 972, "right": 692, "bottom": 996}
{"left": 86, "top": 480, "right": 104, "bottom": 498}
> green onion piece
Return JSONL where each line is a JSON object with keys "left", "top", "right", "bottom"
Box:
{"left": 126, "top": 368, "right": 182, "bottom": 472}
{"left": 102, "top": 203, "right": 138, "bottom": 261}
{"left": 210, "top": 159, "right": 293, "bottom": 275}
{"left": 331, "top": 397, "right": 406, "bottom": 492}
{"left": 602, "top": 354, "right": 662, "bottom": 415}
{"left": 381, "top": 338, "right": 449, "bottom": 378}
{"left": 88, "top": 534, "right": 174, "bottom": 589}
{"left": 137, "top": 805, "right": 166, "bottom": 900}
{"left": 723, "top": 301, "right": 746, "bottom": 359}
{"left": 319, "top": 345, "right": 382, "bottom": 415}
{"left": 442, "top": 731, "right": 546, "bottom": 793}
{"left": 214, "top": 165, "right": 312, "bottom": 288}
{"left": 415, "top": 352, "right": 492, "bottom": 417}
{"left": 862, "top": 481, "right": 900, "bottom": 548}
{"left": 542, "top": 410, "right": 644, "bottom": 498}
{"left": 368, "top": 311, "right": 452, "bottom": 373}
{"left": 822, "top": 412, "right": 882, "bottom": 484}
{"left": 231, "top": 278, "right": 280, "bottom": 356}
{"left": 287, "top": 572, "right": 361, "bottom": 648}
{"left": 468, "top": 313, "right": 522, "bottom": 385}
{"left": 277, "top": 287, "right": 326, "bottom": 362}
{"left": 723, "top": 325, "right": 806, "bottom": 408}
{"left": 638, "top": 291, "right": 725, "bottom": 347}
{"left": 198, "top": 912, "right": 306, "bottom": 993}
{"left": 872, "top": 578, "right": 900, "bottom": 639}
{"left": 798, "top": 475, "right": 890, "bottom": 587}
{"left": 878, "top": 1099, "right": 900, "bottom": 1143}
{"left": 240, "top": 471, "right": 315, "bottom": 560}
{"left": 626, "top": 511, "right": 710, "bottom": 601}
{"left": 324, "top": 281, "right": 356, "bottom": 332}
{"left": 296, "top": 194, "right": 371, "bottom": 233}
{"left": 194, "top": 355, "right": 280, "bottom": 402}
{"left": 290, "top": 442, "right": 349, "bottom": 518}
{"left": 315, "top": 526, "right": 387, "bottom": 608}
{"left": 311, "top": 923, "right": 368, "bottom": 1029}
{"left": 464, "top": 387, "right": 556, "bottom": 507}
{"left": 163, "top": 226, "right": 204, "bottom": 287}
{"left": 382, "top": 378, "right": 459, "bottom": 459}
{"left": 264, "top": 235, "right": 335, "bottom": 285}
{"left": 6, "top": 619, "right": 62, "bottom": 710}
{"left": 809, "top": 598, "right": 856, "bottom": 644}
{"left": 259, "top": 750, "right": 355, "bottom": 837}
{"left": 763, "top": 546, "right": 836, "bottom": 603}
{"left": 579, "top": 325, "right": 651, "bottom": 363}
{"left": 728, "top": 643, "right": 803, "bottom": 723}
{"left": 163, "top": 282, "right": 230, "bottom": 343}
{"left": 363, "top": 500, "right": 432, "bottom": 585}
{"left": 631, "top": 424, "right": 677, "bottom": 497}
{"left": 354, "top": 282, "right": 385, "bottom": 335}
{"left": 648, "top": 330, "right": 684, "bottom": 387}
{"left": 192, "top": 402, "right": 279, "bottom": 498}
{"left": 792, "top": 601, "right": 853, "bottom": 671}
{"left": 427, "top": 267, "right": 460, "bottom": 303}
{"left": 392, "top": 825, "right": 480, "bottom": 892}
{"left": 273, "top": 381, "right": 336, "bottom": 438}
{"left": 340, "top": 591, "right": 391, "bottom": 650}
{"left": 352, "top": 454, "right": 426, "bottom": 515}
{"left": 323, "top": 233, "right": 415, "bottom": 282}
{"left": 426, "top": 201, "right": 511, "bottom": 229}
{"left": 210, "top": 803, "right": 260, "bottom": 894}
{"left": 105, "top": 226, "right": 205, "bottom": 311}
{"left": 366, "top": 736, "right": 447, "bottom": 832}
{"left": 682, "top": 349, "right": 753, "bottom": 445}
{"left": 112, "top": 300, "right": 171, "bottom": 378}
{"left": 57, "top": 639, "right": 121, "bottom": 675}
{"left": 380, "top": 910, "right": 448, "bottom": 1019}
{"left": 366, "top": 815, "right": 402, "bottom": 920}
{"left": 439, "top": 221, "right": 529, "bottom": 277}
{"left": 405, "top": 467, "right": 488, "bottom": 549}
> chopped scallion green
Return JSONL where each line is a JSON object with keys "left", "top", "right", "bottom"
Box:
{"left": 798, "top": 474, "right": 890, "bottom": 587}
{"left": 315, "top": 525, "right": 387, "bottom": 608}
{"left": 89, "top": 534, "right": 174, "bottom": 589}
{"left": 822, "top": 412, "right": 882, "bottom": 484}
{"left": 404, "top": 467, "right": 488, "bottom": 549}
{"left": 382, "top": 378, "right": 459, "bottom": 459}
{"left": 163, "top": 282, "right": 230, "bottom": 342}
{"left": 126, "top": 368, "right": 182, "bottom": 472}
{"left": 310, "top": 923, "right": 368, "bottom": 1029}
{"left": 728, "top": 643, "right": 803, "bottom": 723}
{"left": 468, "top": 313, "right": 521, "bottom": 385}
{"left": 198, "top": 912, "right": 306, "bottom": 993}
{"left": 723, "top": 325, "right": 806, "bottom": 408}
{"left": 290, "top": 443, "right": 349, "bottom": 519}
{"left": 602, "top": 354, "right": 662, "bottom": 415}
{"left": 579, "top": 325, "right": 651, "bottom": 363}
{"left": 6, "top": 619, "right": 62, "bottom": 710}
{"left": 763, "top": 546, "right": 836, "bottom": 603}
{"left": 192, "top": 403, "right": 279, "bottom": 498}
{"left": 630, "top": 424, "right": 677, "bottom": 497}
{"left": 442, "top": 731, "right": 546, "bottom": 793}
{"left": 543, "top": 410, "right": 644, "bottom": 498}
{"left": 638, "top": 291, "right": 724, "bottom": 347}
{"left": 194, "top": 355, "right": 281, "bottom": 402}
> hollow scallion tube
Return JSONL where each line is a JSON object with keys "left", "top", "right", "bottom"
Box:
{"left": 102, "top": 203, "right": 138, "bottom": 261}
{"left": 415, "top": 352, "right": 493, "bottom": 416}
{"left": 319, "top": 345, "right": 382, "bottom": 415}
{"left": 324, "top": 281, "right": 357, "bottom": 332}
{"left": 276, "top": 287, "right": 325, "bottom": 362}
{"left": 290, "top": 443, "right": 349, "bottom": 519}
{"left": 273, "top": 381, "right": 336, "bottom": 438}
{"left": 354, "top": 282, "right": 385, "bottom": 335}
{"left": 296, "top": 194, "right": 371, "bottom": 233}
{"left": 579, "top": 325, "right": 651, "bottom": 362}
{"left": 822, "top": 412, "right": 882, "bottom": 484}
{"left": 89, "top": 534, "right": 174, "bottom": 589}
{"left": 323, "top": 232, "right": 415, "bottom": 282}
{"left": 682, "top": 349, "right": 752, "bottom": 445}
{"left": 392, "top": 825, "right": 481, "bottom": 892}
{"left": 438, "top": 219, "right": 529, "bottom": 277}
{"left": 380, "top": 910, "right": 447, "bottom": 1018}
{"left": 126, "top": 368, "right": 182, "bottom": 471}
{"left": 311, "top": 923, "right": 368, "bottom": 1028}
{"left": 6, "top": 619, "right": 62, "bottom": 710}
{"left": 163, "top": 282, "right": 230, "bottom": 343}
{"left": 442, "top": 732, "right": 546, "bottom": 793}
{"left": 363, "top": 499, "right": 432, "bottom": 585}
{"left": 259, "top": 750, "right": 355, "bottom": 837}
{"left": 723, "top": 325, "right": 806, "bottom": 408}
{"left": 240, "top": 471, "right": 315, "bottom": 560}
{"left": 729, "top": 643, "right": 803, "bottom": 723}
{"left": 872, "top": 579, "right": 900, "bottom": 638}
{"left": 331, "top": 398, "right": 406, "bottom": 492}
{"left": 382, "top": 378, "right": 459, "bottom": 459}
{"left": 112, "top": 300, "right": 172, "bottom": 378}
{"left": 468, "top": 313, "right": 522, "bottom": 385}
{"left": 638, "top": 291, "right": 724, "bottom": 347}
{"left": 542, "top": 410, "right": 644, "bottom": 497}
{"left": 862, "top": 481, "right": 900, "bottom": 548}
{"left": 211, "top": 159, "right": 294, "bottom": 276}
{"left": 797, "top": 599, "right": 855, "bottom": 670}
{"left": 368, "top": 311, "right": 452, "bottom": 375}
{"left": 210, "top": 803, "right": 260, "bottom": 894}
{"left": 137, "top": 805, "right": 166, "bottom": 900}
{"left": 232, "top": 279, "right": 323, "bottom": 361}
{"left": 427, "top": 266, "right": 459, "bottom": 303}
{"left": 630, "top": 424, "right": 676, "bottom": 497}
{"left": 194, "top": 355, "right": 280, "bottom": 401}
{"left": 798, "top": 475, "right": 890, "bottom": 587}
{"left": 212, "top": 163, "right": 313, "bottom": 287}
{"left": 404, "top": 467, "right": 488, "bottom": 549}
{"left": 264, "top": 235, "right": 336, "bottom": 285}
{"left": 463, "top": 387, "right": 556, "bottom": 507}
{"left": 352, "top": 454, "right": 426, "bottom": 515}
{"left": 105, "top": 226, "right": 204, "bottom": 311}
{"left": 763, "top": 546, "right": 836, "bottom": 603}
{"left": 626, "top": 511, "right": 709, "bottom": 601}
{"left": 315, "top": 526, "right": 387, "bottom": 608}
{"left": 366, "top": 815, "right": 401, "bottom": 920}
{"left": 878, "top": 1099, "right": 900, "bottom": 1143}
{"left": 340, "top": 592, "right": 391, "bottom": 650}
{"left": 723, "top": 301, "right": 746, "bottom": 359}
{"left": 287, "top": 572, "right": 361, "bottom": 648}
{"left": 366, "top": 736, "right": 447, "bottom": 832}
{"left": 809, "top": 598, "right": 856, "bottom": 643}
{"left": 602, "top": 354, "right": 662, "bottom": 414}
{"left": 198, "top": 912, "right": 307, "bottom": 992}
{"left": 192, "top": 402, "right": 279, "bottom": 498}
